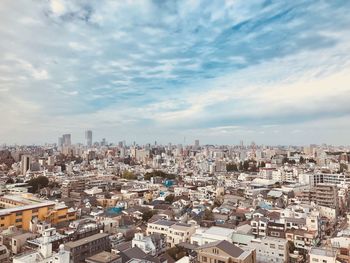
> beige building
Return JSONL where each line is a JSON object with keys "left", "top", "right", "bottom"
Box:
{"left": 196, "top": 240, "right": 256, "bottom": 263}
{"left": 309, "top": 248, "right": 337, "bottom": 263}
{"left": 146, "top": 220, "right": 195, "bottom": 247}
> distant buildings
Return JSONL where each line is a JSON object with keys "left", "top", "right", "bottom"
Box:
{"left": 86, "top": 130, "right": 93, "bottom": 147}
{"left": 20, "top": 154, "right": 31, "bottom": 175}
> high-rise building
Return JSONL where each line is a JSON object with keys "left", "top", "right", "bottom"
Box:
{"left": 85, "top": 130, "right": 92, "bottom": 147}
{"left": 21, "top": 154, "right": 31, "bottom": 175}
{"left": 194, "top": 139, "right": 200, "bottom": 150}
{"left": 62, "top": 134, "right": 71, "bottom": 147}
{"left": 58, "top": 137, "right": 63, "bottom": 148}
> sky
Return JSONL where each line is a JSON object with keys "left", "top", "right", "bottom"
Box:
{"left": 0, "top": 0, "right": 350, "bottom": 146}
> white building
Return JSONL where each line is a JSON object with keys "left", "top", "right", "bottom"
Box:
{"left": 146, "top": 220, "right": 196, "bottom": 247}
{"left": 190, "top": 226, "right": 235, "bottom": 246}
{"left": 309, "top": 248, "right": 338, "bottom": 263}
{"left": 13, "top": 229, "right": 70, "bottom": 263}
{"left": 247, "top": 237, "right": 289, "bottom": 263}
{"left": 132, "top": 233, "right": 157, "bottom": 256}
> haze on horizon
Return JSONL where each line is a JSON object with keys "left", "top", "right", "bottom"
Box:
{"left": 0, "top": 0, "right": 350, "bottom": 146}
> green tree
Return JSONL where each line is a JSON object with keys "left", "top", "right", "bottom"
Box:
{"left": 165, "top": 194, "right": 175, "bottom": 203}
{"left": 167, "top": 247, "right": 186, "bottom": 261}
{"left": 226, "top": 162, "right": 238, "bottom": 172}
{"left": 122, "top": 170, "right": 137, "bottom": 180}
{"left": 142, "top": 210, "right": 157, "bottom": 222}
{"left": 203, "top": 209, "right": 214, "bottom": 220}
{"left": 27, "top": 176, "right": 49, "bottom": 193}
{"left": 243, "top": 160, "right": 249, "bottom": 171}
{"left": 6, "top": 178, "right": 14, "bottom": 184}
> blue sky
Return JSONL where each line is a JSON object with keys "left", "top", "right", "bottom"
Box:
{"left": 1, "top": 0, "right": 350, "bottom": 145}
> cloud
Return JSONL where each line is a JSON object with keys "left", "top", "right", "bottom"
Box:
{"left": 0, "top": 0, "right": 350, "bottom": 144}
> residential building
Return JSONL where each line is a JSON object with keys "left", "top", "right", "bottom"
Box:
{"left": 309, "top": 248, "right": 338, "bottom": 263}
{"left": 196, "top": 240, "right": 256, "bottom": 263}
{"left": 64, "top": 232, "right": 111, "bottom": 263}
{"left": 191, "top": 226, "right": 235, "bottom": 246}
{"left": 146, "top": 220, "right": 196, "bottom": 247}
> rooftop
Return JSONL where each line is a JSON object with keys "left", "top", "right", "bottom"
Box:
{"left": 65, "top": 233, "right": 109, "bottom": 249}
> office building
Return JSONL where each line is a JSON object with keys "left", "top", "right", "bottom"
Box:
{"left": 85, "top": 130, "right": 93, "bottom": 147}
{"left": 20, "top": 155, "right": 31, "bottom": 175}
{"left": 62, "top": 134, "right": 71, "bottom": 147}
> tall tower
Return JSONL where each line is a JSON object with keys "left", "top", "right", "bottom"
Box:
{"left": 85, "top": 130, "right": 92, "bottom": 147}
{"left": 194, "top": 139, "right": 200, "bottom": 150}
{"left": 62, "top": 134, "right": 71, "bottom": 147}
{"left": 21, "top": 155, "right": 31, "bottom": 175}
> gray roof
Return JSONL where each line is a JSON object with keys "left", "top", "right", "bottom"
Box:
{"left": 198, "top": 240, "right": 244, "bottom": 258}
{"left": 65, "top": 233, "right": 109, "bottom": 249}
{"left": 151, "top": 220, "right": 176, "bottom": 226}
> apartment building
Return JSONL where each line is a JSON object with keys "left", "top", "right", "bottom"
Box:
{"left": 146, "top": 219, "right": 196, "bottom": 247}
{"left": 309, "top": 248, "right": 338, "bottom": 263}
{"left": 196, "top": 240, "right": 256, "bottom": 263}
{"left": 64, "top": 232, "right": 111, "bottom": 263}
{"left": 309, "top": 173, "right": 350, "bottom": 186}
{"left": 247, "top": 237, "right": 288, "bottom": 263}
{"left": 61, "top": 179, "right": 86, "bottom": 198}
{"left": 191, "top": 226, "right": 235, "bottom": 246}
{"left": 0, "top": 196, "right": 76, "bottom": 231}
{"left": 298, "top": 183, "right": 339, "bottom": 216}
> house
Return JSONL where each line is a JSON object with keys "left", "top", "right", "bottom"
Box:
{"left": 196, "top": 240, "right": 256, "bottom": 263}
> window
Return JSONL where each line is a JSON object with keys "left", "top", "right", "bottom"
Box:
{"left": 311, "top": 258, "right": 319, "bottom": 262}
{"left": 202, "top": 256, "right": 207, "bottom": 262}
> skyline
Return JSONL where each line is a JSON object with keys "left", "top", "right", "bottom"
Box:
{"left": 1, "top": 0, "right": 350, "bottom": 145}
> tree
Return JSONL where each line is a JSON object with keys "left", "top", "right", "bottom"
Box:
{"left": 142, "top": 210, "right": 157, "bottom": 222}
{"left": 6, "top": 178, "right": 14, "bottom": 184}
{"left": 299, "top": 156, "right": 305, "bottom": 164}
{"left": 122, "top": 170, "right": 137, "bottom": 180}
{"left": 288, "top": 240, "right": 296, "bottom": 253}
{"left": 243, "top": 160, "right": 249, "bottom": 171}
{"left": 167, "top": 247, "right": 186, "bottom": 261}
{"left": 165, "top": 194, "right": 175, "bottom": 203}
{"left": 144, "top": 170, "right": 176, "bottom": 180}
{"left": 27, "top": 176, "right": 49, "bottom": 193}
{"left": 226, "top": 162, "right": 238, "bottom": 172}
{"left": 203, "top": 209, "right": 214, "bottom": 220}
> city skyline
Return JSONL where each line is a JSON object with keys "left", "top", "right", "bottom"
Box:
{"left": 1, "top": 0, "right": 350, "bottom": 145}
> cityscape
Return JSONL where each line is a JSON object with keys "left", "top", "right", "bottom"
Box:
{"left": 1, "top": 1, "right": 350, "bottom": 263}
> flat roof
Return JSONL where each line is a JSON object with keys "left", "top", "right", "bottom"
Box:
{"left": 151, "top": 220, "right": 176, "bottom": 226}
{"left": 204, "top": 226, "right": 235, "bottom": 237}
{"left": 65, "top": 233, "right": 109, "bottom": 249}
{"left": 0, "top": 201, "right": 56, "bottom": 216}
{"left": 310, "top": 248, "right": 337, "bottom": 258}
{"left": 86, "top": 251, "right": 120, "bottom": 263}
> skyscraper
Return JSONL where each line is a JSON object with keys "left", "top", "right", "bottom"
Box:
{"left": 85, "top": 130, "right": 93, "bottom": 147}
{"left": 62, "top": 134, "right": 71, "bottom": 147}
{"left": 194, "top": 139, "right": 200, "bottom": 150}
{"left": 58, "top": 137, "right": 63, "bottom": 148}
{"left": 21, "top": 154, "right": 31, "bottom": 175}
